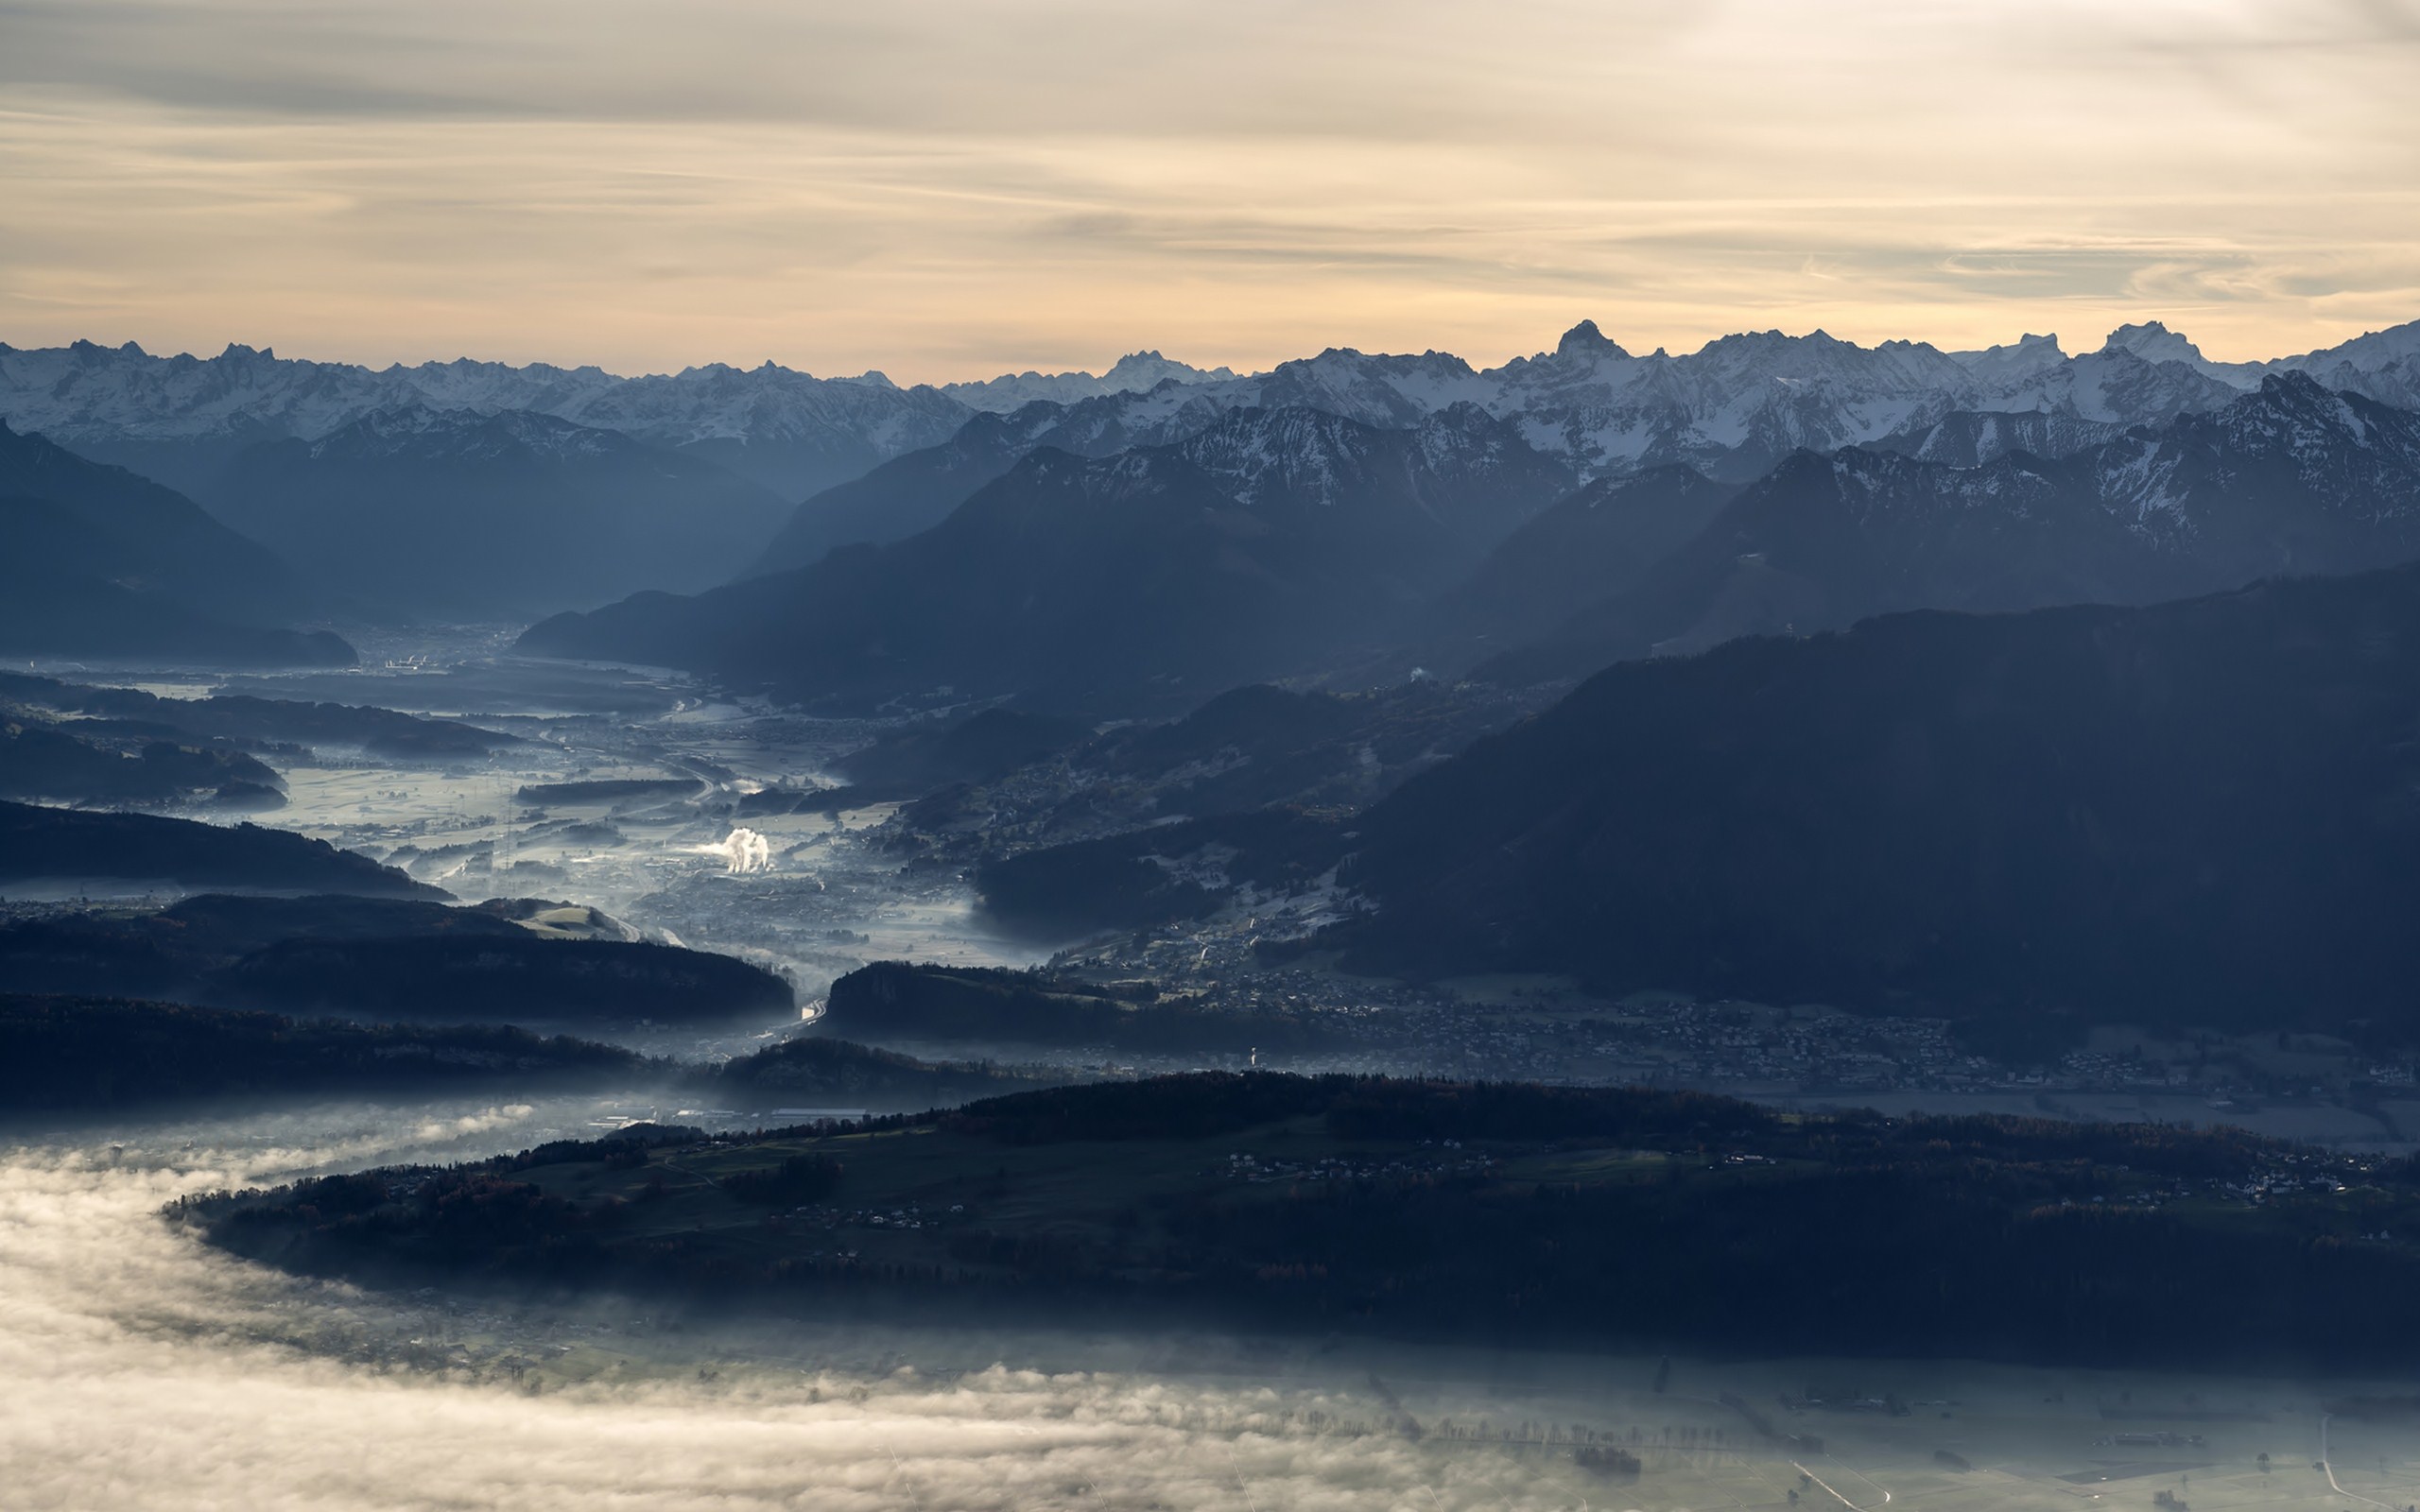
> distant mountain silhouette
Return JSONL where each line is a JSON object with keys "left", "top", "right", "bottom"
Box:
{"left": 1439, "top": 465, "right": 1739, "bottom": 649}
{"left": 1480, "top": 375, "right": 2420, "bottom": 684}
{"left": 526, "top": 404, "right": 1572, "bottom": 708}
{"left": 749, "top": 407, "right": 1063, "bottom": 576}
{"left": 748, "top": 386, "right": 1290, "bottom": 575}
{"left": 0, "top": 421, "right": 351, "bottom": 665}
{"left": 214, "top": 405, "right": 795, "bottom": 616}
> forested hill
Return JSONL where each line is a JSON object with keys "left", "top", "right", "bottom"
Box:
{"left": 1334, "top": 559, "right": 2420, "bottom": 1029}
{"left": 195, "top": 1072, "right": 2420, "bottom": 1373}
{"left": 0, "top": 800, "right": 441, "bottom": 899}
{"left": 0, "top": 995, "right": 656, "bottom": 1114}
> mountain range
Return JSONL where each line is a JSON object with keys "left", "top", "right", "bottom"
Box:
{"left": 525, "top": 368, "right": 2420, "bottom": 711}
{"left": 673, "top": 318, "right": 2420, "bottom": 605}
{"left": 12, "top": 317, "right": 2417, "bottom": 517}
{"left": 1474, "top": 373, "right": 2420, "bottom": 683}
{"left": 523, "top": 404, "right": 1574, "bottom": 706}
{"left": 210, "top": 404, "right": 796, "bottom": 616}
{"left": 0, "top": 338, "right": 1231, "bottom": 503}
{"left": 12, "top": 314, "right": 2420, "bottom": 662}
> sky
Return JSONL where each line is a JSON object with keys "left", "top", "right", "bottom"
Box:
{"left": 2, "top": 0, "right": 2416, "bottom": 382}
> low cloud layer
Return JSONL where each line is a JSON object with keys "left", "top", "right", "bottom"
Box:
{"left": 7, "top": 1095, "right": 2418, "bottom": 1508}
{"left": 1, "top": 1, "right": 2415, "bottom": 376}
{"left": 0, "top": 1100, "right": 1621, "bottom": 1511}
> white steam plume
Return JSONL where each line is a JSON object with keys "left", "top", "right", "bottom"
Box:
{"left": 694, "top": 827, "right": 772, "bottom": 874}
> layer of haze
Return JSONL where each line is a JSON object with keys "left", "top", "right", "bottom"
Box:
{"left": 12, "top": 1097, "right": 2419, "bottom": 1510}
{"left": 0, "top": 1097, "right": 1797, "bottom": 1511}
{"left": 2, "top": 0, "right": 2417, "bottom": 378}
{"left": 0, "top": 1101, "right": 1452, "bottom": 1511}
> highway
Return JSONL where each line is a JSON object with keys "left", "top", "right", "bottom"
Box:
{"left": 1791, "top": 1460, "right": 1868, "bottom": 1509}
{"left": 2321, "top": 1413, "right": 2400, "bottom": 1511}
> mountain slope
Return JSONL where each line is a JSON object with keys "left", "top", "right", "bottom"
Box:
{"left": 1865, "top": 409, "right": 2129, "bottom": 468}
{"left": 0, "top": 421, "right": 351, "bottom": 665}
{"left": 213, "top": 405, "right": 796, "bottom": 615}
{"left": 1484, "top": 375, "right": 2420, "bottom": 684}
{"left": 525, "top": 405, "right": 1572, "bottom": 707}
{"left": 749, "top": 387, "right": 1255, "bottom": 575}
{"left": 1340, "top": 560, "right": 2420, "bottom": 1030}
{"left": 0, "top": 339, "right": 973, "bottom": 501}
{"left": 749, "top": 405, "right": 1082, "bottom": 576}
{"left": 555, "top": 362, "right": 970, "bottom": 497}
{"left": 1440, "top": 465, "right": 1740, "bottom": 647}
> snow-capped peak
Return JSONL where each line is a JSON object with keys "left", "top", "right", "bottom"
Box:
{"left": 2100, "top": 320, "right": 2207, "bottom": 368}
{"left": 942, "top": 352, "right": 1240, "bottom": 412}
{"left": 1948, "top": 333, "right": 2066, "bottom": 387}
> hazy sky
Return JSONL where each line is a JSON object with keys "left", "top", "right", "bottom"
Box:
{"left": 2, "top": 0, "right": 2416, "bottom": 381}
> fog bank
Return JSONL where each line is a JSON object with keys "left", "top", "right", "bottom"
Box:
{"left": 0, "top": 1100, "right": 1597, "bottom": 1511}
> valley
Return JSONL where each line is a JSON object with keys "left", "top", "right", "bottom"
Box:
{"left": 15, "top": 4, "right": 2420, "bottom": 1503}
{"left": 15, "top": 315, "right": 2420, "bottom": 1509}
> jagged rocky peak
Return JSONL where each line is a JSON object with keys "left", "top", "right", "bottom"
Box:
{"left": 1102, "top": 350, "right": 1238, "bottom": 385}
{"left": 1948, "top": 332, "right": 2067, "bottom": 388}
{"left": 1954, "top": 332, "right": 2063, "bottom": 360}
{"left": 2282, "top": 319, "right": 2420, "bottom": 374}
{"left": 2237, "top": 368, "right": 2365, "bottom": 435}
{"left": 1555, "top": 319, "right": 1629, "bottom": 360}
{"left": 2100, "top": 320, "right": 2207, "bottom": 367}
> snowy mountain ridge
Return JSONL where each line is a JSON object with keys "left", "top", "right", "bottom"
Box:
{"left": 5, "top": 318, "right": 2417, "bottom": 503}
{"left": 942, "top": 351, "right": 1241, "bottom": 411}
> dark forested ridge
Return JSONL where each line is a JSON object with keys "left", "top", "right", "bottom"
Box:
{"left": 194, "top": 1072, "right": 2420, "bottom": 1373}
{"left": 0, "top": 892, "right": 795, "bottom": 1027}
{"left": 221, "top": 935, "right": 794, "bottom": 1026}
{"left": 0, "top": 994, "right": 656, "bottom": 1114}
{"left": 832, "top": 708, "right": 1093, "bottom": 797}
{"left": 821, "top": 959, "right": 1346, "bottom": 1051}
{"left": 1334, "top": 559, "right": 2420, "bottom": 1032}
{"left": 975, "top": 807, "right": 1345, "bottom": 939}
{"left": 887, "top": 682, "right": 1527, "bottom": 882}
{"left": 688, "top": 1035, "right": 1061, "bottom": 1108}
{"left": 0, "top": 718, "right": 285, "bottom": 807}
{"left": 0, "top": 672, "right": 514, "bottom": 760}
{"left": 0, "top": 800, "right": 441, "bottom": 899}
